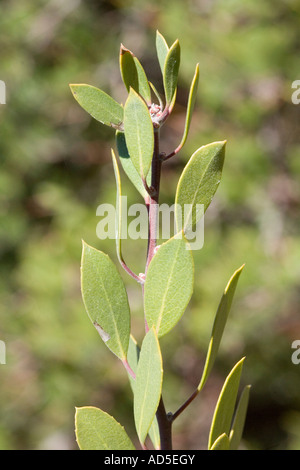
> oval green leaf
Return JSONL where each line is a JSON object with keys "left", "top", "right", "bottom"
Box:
{"left": 127, "top": 335, "right": 160, "bottom": 449}
{"left": 210, "top": 433, "right": 230, "bottom": 450}
{"left": 111, "top": 148, "right": 145, "bottom": 282}
{"left": 124, "top": 88, "right": 154, "bottom": 181}
{"left": 156, "top": 30, "right": 169, "bottom": 74}
{"left": 144, "top": 232, "right": 194, "bottom": 338}
{"left": 115, "top": 131, "right": 150, "bottom": 198}
{"left": 134, "top": 328, "right": 163, "bottom": 445}
{"left": 81, "top": 241, "right": 130, "bottom": 360}
{"left": 111, "top": 148, "right": 128, "bottom": 271}
{"left": 198, "top": 264, "right": 245, "bottom": 391}
{"left": 175, "top": 141, "right": 226, "bottom": 232}
{"left": 177, "top": 63, "right": 199, "bottom": 150}
{"left": 70, "top": 84, "right": 123, "bottom": 128}
{"left": 229, "top": 385, "right": 251, "bottom": 450}
{"left": 163, "top": 39, "right": 180, "bottom": 105}
{"left": 208, "top": 357, "right": 245, "bottom": 449}
{"left": 75, "top": 406, "right": 135, "bottom": 450}
{"left": 120, "top": 45, "right": 151, "bottom": 105}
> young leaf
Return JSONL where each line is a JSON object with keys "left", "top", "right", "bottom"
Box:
{"left": 111, "top": 148, "right": 123, "bottom": 265}
{"left": 177, "top": 63, "right": 200, "bottom": 150}
{"left": 210, "top": 433, "right": 230, "bottom": 450}
{"left": 81, "top": 241, "right": 130, "bottom": 360}
{"left": 75, "top": 406, "right": 135, "bottom": 450}
{"left": 208, "top": 357, "right": 245, "bottom": 449}
{"left": 144, "top": 232, "right": 194, "bottom": 337}
{"left": 134, "top": 328, "right": 163, "bottom": 445}
{"left": 229, "top": 385, "right": 251, "bottom": 450}
{"left": 120, "top": 45, "right": 152, "bottom": 105}
{"left": 111, "top": 148, "right": 144, "bottom": 283}
{"left": 70, "top": 84, "right": 123, "bottom": 128}
{"left": 163, "top": 39, "right": 180, "bottom": 106}
{"left": 197, "top": 264, "right": 245, "bottom": 391}
{"left": 149, "top": 81, "right": 164, "bottom": 109}
{"left": 124, "top": 88, "right": 154, "bottom": 181}
{"left": 156, "top": 30, "right": 169, "bottom": 74}
{"left": 115, "top": 131, "right": 150, "bottom": 199}
{"left": 127, "top": 335, "right": 160, "bottom": 450}
{"left": 120, "top": 45, "right": 138, "bottom": 92}
{"left": 175, "top": 141, "right": 226, "bottom": 231}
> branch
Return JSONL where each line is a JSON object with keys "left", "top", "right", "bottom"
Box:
{"left": 171, "top": 389, "right": 199, "bottom": 422}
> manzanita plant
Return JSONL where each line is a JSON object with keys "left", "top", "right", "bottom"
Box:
{"left": 70, "top": 31, "right": 250, "bottom": 451}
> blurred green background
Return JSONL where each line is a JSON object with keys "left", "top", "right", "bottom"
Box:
{"left": 1, "top": 0, "right": 300, "bottom": 450}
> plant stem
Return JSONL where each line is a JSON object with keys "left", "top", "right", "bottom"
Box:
{"left": 146, "top": 128, "right": 162, "bottom": 272}
{"left": 171, "top": 388, "right": 199, "bottom": 422}
{"left": 122, "top": 358, "right": 136, "bottom": 380}
{"left": 156, "top": 398, "right": 173, "bottom": 450}
{"left": 119, "top": 257, "right": 145, "bottom": 284}
{"left": 144, "top": 128, "right": 173, "bottom": 450}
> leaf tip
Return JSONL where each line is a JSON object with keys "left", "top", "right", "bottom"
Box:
{"left": 120, "top": 43, "right": 127, "bottom": 54}
{"left": 81, "top": 239, "right": 88, "bottom": 250}
{"left": 236, "top": 263, "right": 246, "bottom": 274}
{"left": 120, "top": 43, "right": 133, "bottom": 56}
{"left": 69, "top": 83, "right": 79, "bottom": 96}
{"left": 238, "top": 356, "right": 246, "bottom": 367}
{"left": 224, "top": 263, "right": 245, "bottom": 294}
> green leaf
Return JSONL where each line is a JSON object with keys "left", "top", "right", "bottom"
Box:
{"left": 111, "top": 148, "right": 124, "bottom": 266}
{"left": 156, "top": 30, "right": 169, "bottom": 74}
{"left": 127, "top": 335, "right": 160, "bottom": 450}
{"left": 115, "top": 131, "right": 150, "bottom": 198}
{"left": 147, "top": 410, "right": 161, "bottom": 450}
{"left": 177, "top": 63, "right": 199, "bottom": 150}
{"left": 124, "top": 88, "right": 154, "bottom": 181}
{"left": 229, "top": 385, "right": 251, "bottom": 450}
{"left": 163, "top": 39, "right": 180, "bottom": 105}
{"left": 120, "top": 45, "right": 151, "bottom": 105}
{"left": 175, "top": 141, "right": 226, "bottom": 232}
{"left": 210, "top": 433, "right": 230, "bottom": 450}
{"left": 134, "top": 328, "right": 163, "bottom": 445}
{"left": 149, "top": 81, "right": 164, "bottom": 109}
{"left": 127, "top": 335, "right": 140, "bottom": 391}
{"left": 144, "top": 232, "right": 194, "bottom": 337}
{"left": 198, "top": 264, "right": 245, "bottom": 391}
{"left": 70, "top": 84, "right": 123, "bottom": 128}
{"left": 120, "top": 45, "right": 138, "bottom": 92}
{"left": 75, "top": 406, "right": 135, "bottom": 450}
{"left": 208, "top": 357, "right": 245, "bottom": 449}
{"left": 81, "top": 241, "right": 130, "bottom": 360}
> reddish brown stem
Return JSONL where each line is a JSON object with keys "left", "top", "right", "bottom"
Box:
{"left": 146, "top": 129, "right": 162, "bottom": 272}
{"left": 144, "top": 128, "right": 173, "bottom": 450}
{"left": 171, "top": 388, "right": 199, "bottom": 422}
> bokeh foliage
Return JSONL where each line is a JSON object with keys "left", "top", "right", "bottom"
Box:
{"left": 0, "top": 0, "right": 299, "bottom": 449}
